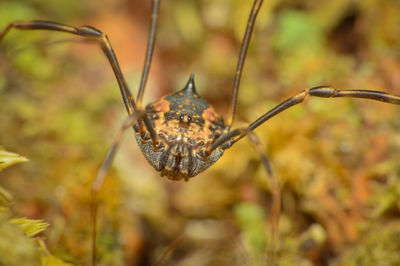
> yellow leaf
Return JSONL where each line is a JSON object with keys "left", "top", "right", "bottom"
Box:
{"left": 10, "top": 217, "right": 49, "bottom": 237}
{"left": 0, "top": 148, "right": 28, "bottom": 171}
{"left": 41, "top": 255, "right": 73, "bottom": 266}
{"left": 0, "top": 186, "right": 13, "bottom": 208}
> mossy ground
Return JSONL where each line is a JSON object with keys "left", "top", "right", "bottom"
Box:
{"left": 1, "top": 0, "right": 399, "bottom": 265}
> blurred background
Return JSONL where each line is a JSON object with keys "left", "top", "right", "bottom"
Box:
{"left": 0, "top": 0, "right": 400, "bottom": 265}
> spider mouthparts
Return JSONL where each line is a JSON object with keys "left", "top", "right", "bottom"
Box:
{"left": 163, "top": 142, "right": 190, "bottom": 177}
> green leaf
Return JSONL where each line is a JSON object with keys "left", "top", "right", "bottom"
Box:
{"left": 0, "top": 148, "right": 28, "bottom": 172}
{"left": 273, "top": 10, "right": 323, "bottom": 54}
{"left": 10, "top": 218, "right": 49, "bottom": 237}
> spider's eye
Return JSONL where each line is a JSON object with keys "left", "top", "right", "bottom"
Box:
{"left": 179, "top": 114, "right": 192, "bottom": 123}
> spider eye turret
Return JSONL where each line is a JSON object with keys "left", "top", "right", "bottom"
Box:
{"left": 181, "top": 73, "right": 197, "bottom": 96}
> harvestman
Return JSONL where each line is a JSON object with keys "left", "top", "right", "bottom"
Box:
{"left": 1, "top": 0, "right": 400, "bottom": 265}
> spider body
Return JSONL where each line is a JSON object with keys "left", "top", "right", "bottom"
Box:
{"left": 135, "top": 74, "right": 227, "bottom": 181}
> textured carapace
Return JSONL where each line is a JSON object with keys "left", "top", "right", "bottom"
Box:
{"left": 134, "top": 74, "right": 228, "bottom": 181}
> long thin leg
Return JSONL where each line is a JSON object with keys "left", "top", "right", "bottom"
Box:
{"left": 201, "top": 127, "right": 280, "bottom": 263}
{"left": 134, "top": 0, "right": 161, "bottom": 145}
{"left": 205, "top": 86, "right": 400, "bottom": 154}
{"left": 91, "top": 111, "right": 146, "bottom": 266}
{"left": 154, "top": 234, "right": 186, "bottom": 266}
{"left": 201, "top": 126, "right": 279, "bottom": 263}
{"left": 226, "top": 0, "right": 264, "bottom": 128}
{"left": 200, "top": 86, "right": 400, "bottom": 263}
{"left": 136, "top": 0, "right": 161, "bottom": 107}
{"left": 246, "top": 130, "right": 280, "bottom": 265}
{"left": 0, "top": 21, "right": 160, "bottom": 146}
{"left": 0, "top": 21, "right": 135, "bottom": 114}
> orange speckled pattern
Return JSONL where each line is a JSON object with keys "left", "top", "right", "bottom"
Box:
{"left": 147, "top": 97, "right": 225, "bottom": 147}
{"left": 134, "top": 75, "right": 227, "bottom": 181}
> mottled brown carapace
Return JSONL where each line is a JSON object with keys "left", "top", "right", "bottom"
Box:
{"left": 134, "top": 74, "right": 228, "bottom": 181}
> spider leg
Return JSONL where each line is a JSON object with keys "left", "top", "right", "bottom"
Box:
{"left": 136, "top": 0, "right": 161, "bottom": 107}
{"left": 202, "top": 127, "right": 280, "bottom": 264}
{"left": 206, "top": 86, "right": 400, "bottom": 153}
{"left": 245, "top": 130, "right": 280, "bottom": 265}
{"left": 0, "top": 21, "right": 160, "bottom": 146}
{"left": 226, "top": 0, "right": 264, "bottom": 128}
{"left": 248, "top": 86, "right": 400, "bottom": 131}
{"left": 135, "top": 0, "right": 161, "bottom": 148}
{"left": 202, "top": 86, "right": 400, "bottom": 263}
{"left": 91, "top": 110, "right": 146, "bottom": 266}
{"left": 154, "top": 234, "right": 186, "bottom": 266}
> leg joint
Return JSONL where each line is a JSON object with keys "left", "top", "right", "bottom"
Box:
{"left": 77, "top": 25, "right": 103, "bottom": 37}
{"left": 308, "top": 86, "right": 337, "bottom": 98}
